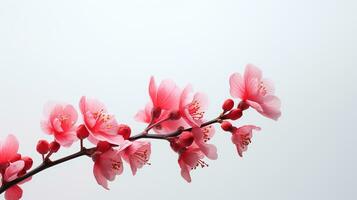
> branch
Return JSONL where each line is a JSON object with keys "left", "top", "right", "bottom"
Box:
{"left": 0, "top": 116, "right": 221, "bottom": 194}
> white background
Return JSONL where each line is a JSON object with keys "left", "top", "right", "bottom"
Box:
{"left": 0, "top": 0, "right": 356, "bottom": 199}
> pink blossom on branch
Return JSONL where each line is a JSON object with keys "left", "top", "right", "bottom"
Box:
{"left": 41, "top": 103, "right": 78, "bottom": 147}
{"left": 229, "top": 64, "right": 281, "bottom": 120}
{"left": 79, "top": 96, "right": 124, "bottom": 145}
{"left": 0, "top": 65, "right": 281, "bottom": 199}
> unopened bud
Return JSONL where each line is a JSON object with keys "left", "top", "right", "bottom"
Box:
{"left": 76, "top": 124, "right": 90, "bottom": 139}
{"left": 221, "top": 121, "right": 233, "bottom": 131}
{"left": 225, "top": 109, "right": 242, "bottom": 120}
{"left": 49, "top": 141, "right": 60, "bottom": 153}
{"left": 22, "top": 156, "right": 33, "bottom": 170}
{"left": 118, "top": 124, "right": 131, "bottom": 140}
{"left": 36, "top": 140, "right": 50, "bottom": 155}
{"left": 222, "top": 99, "right": 234, "bottom": 112}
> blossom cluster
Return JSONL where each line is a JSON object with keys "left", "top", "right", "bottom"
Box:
{"left": 0, "top": 64, "right": 281, "bottom": 199}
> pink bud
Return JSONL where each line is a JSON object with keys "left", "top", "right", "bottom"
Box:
{"left": 225, "top": 109, "right": 243, "bottom": 120}
{"left": 222, "top": 99, "right": 234, "bottom": 112}
{"left": 50, "top": 141, "right": 60, "bottom": 153}
{"left": 117, "top": 124, "right": 131, "bottom": 140}
{"left": 36, "top": 140, "right": 50, "bottom": 155}
{"left": 76, "top": 124, "right": 89, "bottom": 139}
{"left": 221, "top": 121, "right": 233, "bottom": 131}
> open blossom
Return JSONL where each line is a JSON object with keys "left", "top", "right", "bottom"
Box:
{"left": 135, "top": 77, "right": 185, "bottom": 133}
{"left": 79, "top": 96, "right": 124, "bottom": 145}
{"left": 41, "top": 104, "right": 78, "bottom": 147}
{"left": 179, "top": 85, "right": 208, "bottom": 127}
{"left": 122, "top": 141, "right": 151, "bottom": 175}
{"left": 229, "top": 64, "right": 281, "bottom": 120}
{"left": 191, "top": 127, "right": 217, "bottom": 160}
{"left": 178, "top": 147, "right": 208, "bottom": 183}
{"left": 231, "top": 125, "right": 261, "bottom": 157}
{"left": 92, "top": 148, "right": 124, "bottom": 190}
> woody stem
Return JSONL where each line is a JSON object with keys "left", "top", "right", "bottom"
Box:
{"left": 0, "top": 115, "right": 223, "bottom": 195}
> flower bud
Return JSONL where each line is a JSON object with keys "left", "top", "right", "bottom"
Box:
{"left": 96, "top": 141, "right": 112, "bottom": 153}
{"left": 22, "top": 156, "right": 33, "bottom": 170}
{"left": 49, "top": 141, "right": 60, "bottom": 153}
{"left": 76, "top": 124, "right": 90, "bottom": 139}
{"left": 118, "top": 124, "right": 131, "bottom": 140}
{"left": 221, "top": 121, "right": 233, "bottom": 131}
{"left": 238, "top": 101, "right": 249, "bottom": 110}
{"left": 225, "top": 109, "right": 243, "bottom": 120}
{"left": 222, "top": 99, "right": 234, "bottom": 112}
{"left": 36, "top": 140, "right": 50, "bottom": 155}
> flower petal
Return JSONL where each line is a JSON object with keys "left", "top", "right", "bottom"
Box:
{"left": 5, "top": 185, "right": 23, "bottom": 200}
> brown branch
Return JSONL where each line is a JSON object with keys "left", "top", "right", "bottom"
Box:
{"left": 0, "top": 116, "right": 222, "bottom": 194}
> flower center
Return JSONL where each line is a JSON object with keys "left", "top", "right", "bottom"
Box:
{"left": 188, "top": 100, "right": 204, "bottom": 120}
{"left": 191, "top": 159, "right": 209, "bottom": 170}
{"left": 201, "top": 126, "right": 212, "bottom": 142}
{"left": 133, "top": 149, "right": 150, "bottom": 165}
{"left": 110, "top": 159, "right": 122, "bottom": 171}
{"left": 259, "top": 81, "right": 267, "bottom": 96}
{"left": 240, "top": 134, "right": 251, "bottom": 146}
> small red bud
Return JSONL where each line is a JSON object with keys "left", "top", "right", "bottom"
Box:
{"left": 22, "top": 156, "right": 33, "bottom": 170}
{"left": 169, "top": 111, "right": 181, "bottom": 120}
{"left": 49, "top": 141, "right": 60, "bottom": 153}
{"left": 238, "top": 101, "right": 250, "bottom": 110}
{"left": 76, "top": 124, "right": 90, "bottom": 139}
{"left": 117, "top": 124, "right": 131, "bottom": 140}
{"left": 36, "top": 140, "right": 50, "bottom": 155}
{"left": 225, "top": 109, "right": 243, "bottom": 120}
{"left": 96, "top": 141, "right": 112, "bottom": 153}
{"left": 221, "top": 121, "right": 233, "bottom": 131}
{"left": 222, "top": 99, "right": 234, "bottom": 112}
{"left": 152, "top": 107, "right": 162, "bottom": 119}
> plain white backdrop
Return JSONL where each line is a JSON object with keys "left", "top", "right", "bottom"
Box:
{"left": 0, "top": 0, "right": 356, "bottom": 199}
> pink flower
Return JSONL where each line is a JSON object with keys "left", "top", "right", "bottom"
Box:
{"left": 3, "top": 161, "right": 25, "bottom": 200}
{"left": 179, "top": 85, "right": 208, "bottom": 127}
{"left": 41, "top": 103, "right": 78, "bottom": 147}
{"left": 191, "top": 127, "right": 217, "bottom": 160}
{"left": 79, "top": 96, "right": 124, "bottom": 145}
{"left": 231, "top": 125, "right": 261, "bottom": 157}
{"left": 122, "top": 141, "right": 151, "bottom": 175}
{"left": 0, "top": 135, "right": 19, "bottom": 165}
{"left": 178, "top": 147, "right": 208, "bottom": 183}
{"left": 148, "top": 76, "right": 181, "bottom": 111}
{"left": 135, "top": 98, "right": 186, "bottom": 134}
{"left": 229, "top": 64, "right": 281, "bottom": 120}
{"left": 92, "top": 149, "right": 124, "bottom": 190}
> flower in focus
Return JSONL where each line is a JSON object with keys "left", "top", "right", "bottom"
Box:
{"left": 231, "top": 125, "right": 261, "bottom": 157}
{"left": 92, "top": 148, "right": 124, "bottom": 190}
{"left": 79, "top": 96, "right": 124, "bottom": 145}
{"left": 41, "top": 103, "right": 78, "bottom": 147}
{"left": 178, "top": 147, "right": 208, "bottom": 183}
{"left": 229, "top": 64, "right": 281, "bottom": 120}
{"left": 191, "top": 127, "right": 217, "bottom": 160}
{"left": 135, "top": 77, "right": 185, "bottom": 133}
{"left": 122, "top": 141, "right": 151, "bottom": 175}
{"left": 179, "top": 85, "right": 208, "bottom": 127}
